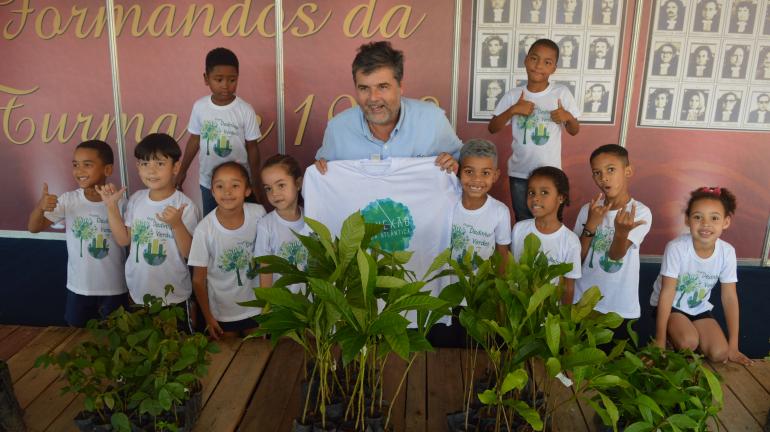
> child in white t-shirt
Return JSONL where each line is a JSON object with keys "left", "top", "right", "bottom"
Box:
{"left": 651, "top": 187, "right": 751, "bottom": 365}
{"left": 573, "top": 145, "right": 651, "bottom": 342}
{"left": 189, "top": 162, "right": 266, "bottom": 339}
{"left": 451, "top": 139, "right": 511, "bottom": 267}
{"left": 98, "top": 134, "right": 201, "bottom": 323}
{"left": 511, "top": 166, "right": 581, "bottom": 304}
{"left": 177, "top": 47, "right": 262, "bottom": 215}
{"left": 253, "top": 154, "right": 310, "bottom": 293}
{"left": 488, "top": 38, "right": 581, "bottom": 223}
{"left": 28, "top": 140, "right": 128, "bottom": 327}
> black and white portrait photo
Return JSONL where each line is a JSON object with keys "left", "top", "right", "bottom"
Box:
{"left": 482, "top": 0, "right": 512, "bottom": 24}
{"left": 480, "top": 79, "right": 507, "bottom": 112}
{"left": 591, "top": 0, "right": 618, "bottom": 25}
{"left": 556, "top": 0, "right": 583, "bottom": 24}
{"left": 686, "top": 44, "right": 715, "bottom": 78}
{"left": 520, "top": 0, "right": 548, "bottom": 24}
{"left": 587, "top": 36, "right": 614, "bottom": 70}
{"left": 748, "top": 93, "right": 770, "bottom": 124}
{"left": 680, "top": 89, "right": 709, "bottom": 121}
{"left": 651, "top": 42, "right": 681, "bottom": 77}
{"left": 480, "top": 34, "right": 510, "bottom": 69}
{"left": 755, "top": 47, "right": 770, "bottom": 80}
{"left": 657, "top": 0, "right": 685, "bottom": 31}
{"left": 583, "top": 82, "right": 610, "bottom": 113}
{"left": 721, "top": 44, "right": 750, "bottom": 79}
{"left": 764, "top": 6, "right": 770, "bottom": 35}
{"left": 557, "top": 35, "right": 580, "bottom": 69}
{"left": 692, "top": 0, "right": 722, "bottom": 32}
{"left": 516, "top": 34, "right": 543, "bottom": 68}
{"left": 727, "top": 0, "right": 756, "bottom": 34}
{"left": 645, "top": 88, "right": 674, "bottom": 121}
{"left": 713, "top": 91, "right": 742, "bottom": 123}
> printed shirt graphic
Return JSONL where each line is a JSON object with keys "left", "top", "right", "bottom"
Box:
{"left": 451, "top": 196, "right": 511, "bottom": 263}
{"left": 303, "top": 158, "right": 461, "bottom": 325}
{"left": 187, "top": 95, "right": 261, "bottom": 188}
{"left": 511, "top": 219, "right": 581, "bottom": 284}
{"left": 189, "top": 203, "right": 266, "bottom": 321}
{"left": 649, "top": 235, "right": 737, "bottom": 315}
{"left": 572, "top": 199, "right": 652, "bottom": 318}
{"left": 493, "top": 83, "right": 580, "bottom": 179}
{"left": 45, "top": 189, "right": 127, "bottom": 296}
{"left": 124, "top": 190, "right": 201, "bottom": 304}
{"left": 253, "top": 209, "right": 311, "bottom": 293}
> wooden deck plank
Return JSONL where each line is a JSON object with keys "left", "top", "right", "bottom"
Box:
{"left": 404, "top": 352, "right": 427, "bottom": 432}
{"left": 24, "top": 375, "right": 78, "bottom": 432}
{"left": 192, "top": 337, "right": 272, "bottom": 432}
{"left": 44, "top": 395, "right": 83, "bottom": 432}
{"left": 237, "top": 339, "right": 304, "bottom": 431}
{"left": 200, "top": 336, "right": 242, "bottom": 405}
{"left": 382, "top": 353, "right": 408, "bottom": 432}
{"left": 7, "top": 326, "right": 75, "bottom": 383}
{"left": 745, "top": 360, "right": 770, "bottom": 394}
{"left": 0, "top": 326, "right": 44, "bottom": 361}
{"left": 426, "top": 348, "right": 464, "bottom": 432}
{"left": 13, "top": 329, "right": 89, "bottom": 409}
{"left": 0, "top": 325, "right": 19, "bottom": 342}
{"left": 711, "top": 361, "right": 770, "bottom": 428}
{"left": 707, "top": 364, "right": 763, "bottom": 432}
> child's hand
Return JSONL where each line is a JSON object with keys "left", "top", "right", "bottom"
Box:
{"left": 585, "top": 193, "right": 609, "bottom": 232}
{"left": 727, "top": 348, "right": 753, "bottom": 365}
{"left": 434, "top": 153, "right": 459, "bottom": 174}
{"left": 206, "top": 319, "right": 224, "bottom": 340}
{"left": 95, "top": 184, "right": 125, "bottom": 208}
{"left": 156, "top": 203, "right": 188, "bottom": 228}
{"left": 511, "top": 92, "right": 535, "bottom": 116}
{"left": 550, "top": 99, "right": 572, "bottom": 124}
{"left": 614, "top": 203, "right": 646, "bottom": 237}
{"left": 315, "top": 159, "right": 329, "bottom": 175}
{"left": 36, "top": 183, "right": 58, "bottom": 212}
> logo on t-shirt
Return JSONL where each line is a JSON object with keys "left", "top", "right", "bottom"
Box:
{"left": 73, "top": 216, "right": 110, "bottom": 259}
{"left": 451, "top": 223, "right": 493, "bottom": 264}
{"left": 517, "top": 108, "right": 552, "bottom": 146}
{"left": 201, "top": 119, "right": 237, "bottom": 158}
{"left": 589, "top": 227, "right": 623, "bottom": 273}
{"left": 361, "top": 198, "right": 415, "bottom": 252}
{"left": 278, "top": 240, "right": 308, "bottom": 270}
{"left": 218, "top": 243, "right": 253, "bottom": 287}
{"left": 131, "top": 219, "right": 168, "bottom": 266}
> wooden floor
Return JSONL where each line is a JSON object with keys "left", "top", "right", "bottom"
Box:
{"left": 1, "top": 325, "right": 768, "bottom": 432}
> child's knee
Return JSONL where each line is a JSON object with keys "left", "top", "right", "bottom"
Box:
{"left": 673, "top": 333, "right": 699, "bottom": 352}
{"left": 707, "top": 345, "right": 729, "bottom": 363}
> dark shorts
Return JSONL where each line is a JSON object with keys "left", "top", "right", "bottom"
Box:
{"left": 218, "top": 316, "right": 259, "bottom": 333}
{"left": 652, "top": 307, "right": 714, "bottom": 322}
{"left": 64, "top": 290, "right": 128, "bottom": 328}
{"left": 509, "top": 176, "right": 534, "bottom": 222}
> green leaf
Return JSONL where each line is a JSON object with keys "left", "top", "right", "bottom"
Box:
{"left": 308, "top": 277, "right": 360, "bottom": 330}
{"left": 545, "top": 357, "right": 562, "bottom": 378}
{"left": 545, "top": 313, "right": 560, "bottom": 356}
{"left": 385, "top": 331, "right": 410, "bottom": 361}
{"left": 599, "top": 392, "right": 620, "bottom": 426}
{"left": 520, "top": 233, "right": 542, "bottom": 265}
{"left": 667, "top": 414, "right": 699, "bottom": 429}
{"left": 110, "top": 413, "right": 131, "bottom": 432}
{"left": 389, "top": 295, "right": 447, "bottom": 313}
{"left": 507, "top": 400, "right": 543, "bottom": 431}
{"left": 377, "top": 276, "right": 407, "bottom": 288}
{"left": 437, "top": 282, "right": 464, "bottom": 307}
{"left": 339, "top": 212, "right": 365, "bottom": 265}
{"left": 370, "top": 311, "right": 410, "bottom": 336}
{"left": 623, "top": 421, "right": 654, "bottom": 432}
{"left": 252, "top": 287, "right": 309, "bottom": 312}
{"left": 700, "top": 365, "right": 723, "bottom": 409}
{"left": 563, "top": 347, "right": 607, "bottom": 369}
{"left": 572, "top": 286, "right": 602, "bottom": 322}
{"left": 158, "top": 388, "right": 172, "bottom": 411}
{"left": 527, "top": 283, "right": 556, "bottom": 316}
{"left": 477, "top": 389, "right": 497, "bottom": 405}
{"left": 407, "top": 331, "right": 434, "bottom": 353}
{"left": 500, "top": 369, "right": 528, "bottom": 394}
{"left": 422, "top": 248, "right": 450, "bottom": 279}
{"left": 637, "top": 393, "right": 665, "bottom": 417}
{"left": 357, "top": 248, "right": 376, "bottom": 303}
{"left": 591, "top": 374, "right": 626, "bottom": 388}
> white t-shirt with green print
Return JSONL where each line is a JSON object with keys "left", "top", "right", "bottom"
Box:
{"left": 188, "top": 203, "right": 266, "bottom": 321}
{"left": 45, "top": 189, "right": 127, "bottom": 296}
{"left": 252, "top": 208, "right": 311, "bottom": 294}
{"left": 451, "top": 196, "right": 511, "bottom": 262}
{"left": 124, "top": 190, "right": 200, "bottom": 305}
{"left": 649, "top": 234, "right": 737, "bottom": 316}
{"left": 572, "top": 198, "right": 652, "bottom": 319}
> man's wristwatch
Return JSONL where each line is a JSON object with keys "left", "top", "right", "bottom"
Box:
{"left": 581, "top": 227, "right": 596, "bottom": 238}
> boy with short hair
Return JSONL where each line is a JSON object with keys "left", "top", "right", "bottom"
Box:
{"left": 28, "top": 140, "right": 128, "bottom": 327}
{"left": 572, "top": 144, "right": 652, "bottom": 340}
{"left": 99, "top": 133, "right": 201, "bottom": 322}
{"left": 488, "top": 38, "right": 581, "bottom": 222}
{"left": 177, "top": 47, "right": 262, "bottom": 215}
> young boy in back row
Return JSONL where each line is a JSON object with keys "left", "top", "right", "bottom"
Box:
{"left": 98, "top": 134, "right": 201, "bottom": 331}
{"left": 176, "top": 47, "right": 262, "bottom": 215}
{"left": 27, "top": 140, "right": 128, "bottom": 327}
{"left": 488, "top": 38, "right": 581, "bottom": 223}
{"left": 573, "top": 144, "right": 652, "bottom": 341}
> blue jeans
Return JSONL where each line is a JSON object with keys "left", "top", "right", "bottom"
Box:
{"left": 200, "top": 185, "right": 217, "bottom": 216}
{"left": 509, "top": 176, "right": 533, "bottom": 222}
{"left": 64, "top": 291, "right": 128, "bottom": 327}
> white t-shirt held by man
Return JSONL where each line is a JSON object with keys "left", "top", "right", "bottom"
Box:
{"left": 649, "top": 234, "right": 737, "bottom": 316}
{"left": 493, "top": 83, "right": 581, "bottom": 179}
{"left": 188, "top": 203, "right": 266, "bottom": 321}
{"left": 572, "top": 199, "right": 652, "bottom": 318}
{"left": 124, "top": 190, "right": 201, "bottom": 304}
{"left": 187, "top": 95, "right": 261, "bottom": 188}
{"left": 451, "top": 195, "right": 511, "bottom": 262}
{"left": 511, "top": 219, "right": 582, "bottom": 283}
{"left": 45, "top": 189, "right": 128, "bottom": 296}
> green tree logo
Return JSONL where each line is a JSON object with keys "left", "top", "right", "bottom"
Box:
{"left": 516, "top": 115, "right": 537, "bottom": 145}
{"left": 675, "top": 274, "right": 700, "bottom": 308}
{"left": 213, "top": 133, "right": 232, "bottom": 157}
{"left": 278, "top": 240, "right": 308, "bottom": 270}
{"left": 131, "top": 220, "right": 153, "bottom": 263}
{"left": 201, "top": 121, "right": 219, "bottom": 156}
{"left": 450, "top": 224, "right": 469, "bottom": 262}
{"left": 218, "top": 246, "right": 250, "bottom": 286}
{"left": 143, "top": 238, "right": 167, "bottom": 266}
{"left": 87, "top": 233, "right": 109, "bottom": 259}
{"left": 72, "top": 217, "right": 96, "bottom": 258}
{"left": 360, "top": 198, "right": 415, "bottom": 252}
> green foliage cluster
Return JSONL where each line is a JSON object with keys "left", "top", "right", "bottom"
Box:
{"left": 36, "top": 290, "right": 219, "bottom": 431}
